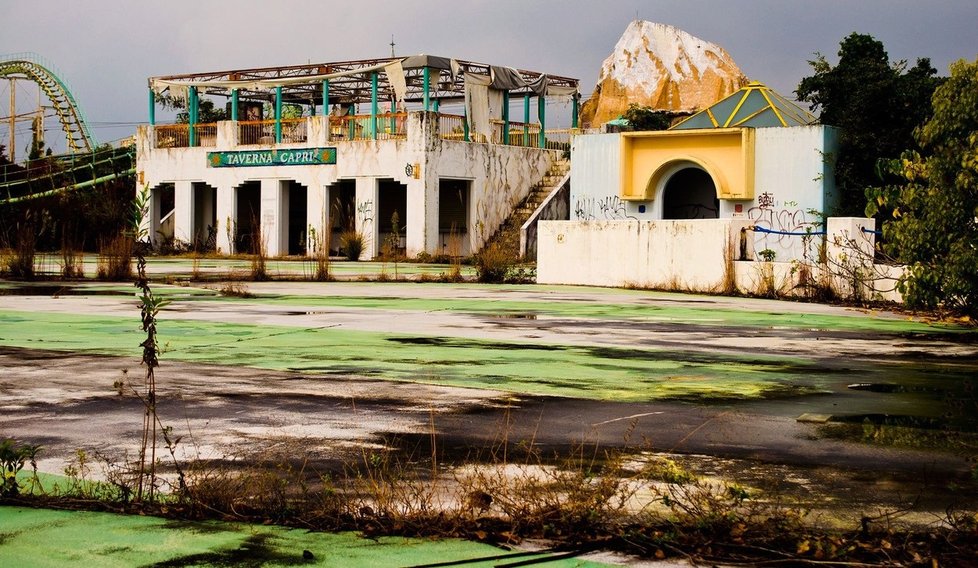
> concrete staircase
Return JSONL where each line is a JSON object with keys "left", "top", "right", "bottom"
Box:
{"left": 483, "top": 158, "right": 570, "bottom": 260}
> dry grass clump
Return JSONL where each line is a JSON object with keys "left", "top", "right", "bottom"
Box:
{"left": 7, "top": 433, "right": 977, "bottom": 566}
{"left": 96, "top": 234, "right": 134, "bottom": 281}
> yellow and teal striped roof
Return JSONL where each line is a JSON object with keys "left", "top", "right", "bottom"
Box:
{"left": 671, "top": 81, "right": 817, "bottom": 130}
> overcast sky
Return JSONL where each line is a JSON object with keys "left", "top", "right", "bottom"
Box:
{"left": 1, "top": 0, "right": 976, "bottom": 150}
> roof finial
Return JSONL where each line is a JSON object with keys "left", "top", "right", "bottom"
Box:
{"left": 390, "top": 35, "right": 396, "bottom": 58}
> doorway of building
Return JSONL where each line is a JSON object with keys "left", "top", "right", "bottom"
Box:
{"left": 192, "top": 182, "right": 217, "bottom": 251}
{"left": 234, "top": 181, "right": 261, "bottom": 254}
{"left": 662, "top": 167, "right": 719, "bottom": 219}
{"left": 150, "top": 183, "right": 175, "bottom": 245}
{"left": 284, "top": 180, "right": 308, "bottom": 255}
{"left": 438, "top": 179, "right": 470, "bottom": 256}
{"left": 377, "top": 179, "right": 407, "bottom": 257}
{"left": 327, "top": 179, "right": 356, "bottom": 254}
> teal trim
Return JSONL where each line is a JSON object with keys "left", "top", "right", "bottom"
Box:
{"left": 371, "top": 72, "right": 378, "bottom": 140}
{"left": 538, "top": 95, "right": 546, "bottom": 148}
{"left": 231, "top": 89, "right": 239, "bottom": 121}
{"left": 275, "top": 86, "right": 283, "bottom": 143}
{"left": 188, "top": 86, "right": 198, "bottom": 147}
{"left": 523, "top": 95, "right": 530, "bottom": 147}
{"left": 571, "top": 94, "right": 579, "bottom": 129}
{"left": 148, "top": 88, "right": 155, "bottom": 125}
{"left": 423, "top": 67, "right": 431, "bottom": 111}
{"left": 322, "top": 79, "right": 329, "bottom": 114}
{"left": 502, "top": 91, "right": 510, "bottom": 144}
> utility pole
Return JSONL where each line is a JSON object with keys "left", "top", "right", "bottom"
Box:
{"left": 9, "top": 77, "right": 15, "bottom": 163}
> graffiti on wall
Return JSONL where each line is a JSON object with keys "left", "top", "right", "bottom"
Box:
{"left": 748, "top": 191, "right": 820, "bottom": 260}
{"left": 356, "top": 199, "right": 374, "bottom": 227}
{"left": 574, "top": 196, "right": 637, "bottom": 221}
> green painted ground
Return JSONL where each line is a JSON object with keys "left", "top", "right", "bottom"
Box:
{"left": 0, "top": 307, "right": 904, "bottom": 402}
{"left": 0, "top": 506, "right": 607, "bottom": 567}
{"left": 2, "top": 278, "right": 975, "bottom": 401}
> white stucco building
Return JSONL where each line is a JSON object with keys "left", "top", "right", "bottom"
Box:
{"left": 136, "top": 55, "right": 579, "bottom": 258}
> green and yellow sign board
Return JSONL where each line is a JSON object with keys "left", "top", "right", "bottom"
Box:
{"left": 207, "top": 148, "right": 336, "bottom": 168}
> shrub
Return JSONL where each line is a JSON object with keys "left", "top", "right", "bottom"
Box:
{"left": 473, "top": 242, "right": 512, "bottom": 283}
{"left": 341, "top": 230, "right": 365, "bottom": 261}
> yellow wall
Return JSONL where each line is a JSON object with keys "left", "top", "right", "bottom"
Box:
{"left": 619, "top": 128, "right": 755, "bottom": 201}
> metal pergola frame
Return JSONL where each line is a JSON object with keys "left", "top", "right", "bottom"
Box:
{"left": 149, "top": 55, "right": 579, "bottom": 108}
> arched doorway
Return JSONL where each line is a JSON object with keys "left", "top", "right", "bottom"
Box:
{"left": 662, "top": 166, "right": 719, "bottom": 219}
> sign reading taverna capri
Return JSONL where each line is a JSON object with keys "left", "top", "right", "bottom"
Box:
{"left": 207, "top": 148, "right": 337, "bottom": 168}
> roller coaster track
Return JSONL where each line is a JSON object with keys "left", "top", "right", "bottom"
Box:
{"left": 0, "top": 144, "right": 135, "bottom": 205}
{"left": 0, "top": 53, "right": 136, "bottom": 205}
{"left": 1, "top": 52, "right": 97, "bottom": 154}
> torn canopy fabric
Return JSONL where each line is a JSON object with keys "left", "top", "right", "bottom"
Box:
{"left": 384, "top": 60, "right": 408, "bottom": 107}
{"left": 464, "top": 73, "right": 493, "bottom": 142}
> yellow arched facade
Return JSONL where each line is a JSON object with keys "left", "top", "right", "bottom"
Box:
{"left": 619, "top": 128, "right": 755, "bottom": 202}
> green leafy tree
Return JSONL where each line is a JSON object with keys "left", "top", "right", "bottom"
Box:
{"left": 176, "top": 98, "right": 227, "bottom": 124}
{"left": 796, "top": 33, "right": 942, "bottom": 216}
{"left": 621, "top": 104, "right": 674, "bottom": 131}
{"left": 866, "top": 58, "right": 978, "bottom": 315}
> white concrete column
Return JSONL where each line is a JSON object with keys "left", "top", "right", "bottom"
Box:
{"left": 826, "top": 217, "right": 876, "bottom": 299}
{"left": 405, "top": 177, "right": 427, "bottom": 257}
{"left": 145, "top": 186, "right": 161, "bottom": 247}
{"left": 260, "top": 179, "right": 287, "bottom": 257}
{"left": 216, "top": 186, "right": 235, "bottom": 254}
{"left": 307, "top": 184, "right": 328, "bottom": 257}
{"left": 173, "top": 181, "right": 194, "bottom": 245}
{"left": 217, "top": 121, "right": 238, "bottom": 150}
{"left": 355, "top": 177, "right": 379, "bottom": 260}
{"left": 309, "top": 116, "right": 328, "bottom": 146}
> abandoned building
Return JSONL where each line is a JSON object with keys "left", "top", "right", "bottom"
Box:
{"left": 536, "top": 82, "right": 851, "bottom": 291}
{"left": 136, "top": 55, "right": 579, "bottom": 258}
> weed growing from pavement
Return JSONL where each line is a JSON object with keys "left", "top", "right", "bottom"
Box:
{"left": 3, "top": 424, "right": 977, "bottom": 564}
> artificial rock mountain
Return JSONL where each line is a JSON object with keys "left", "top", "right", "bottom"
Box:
{"left": 581, "top": 21, "right": 749, "bottom": 128}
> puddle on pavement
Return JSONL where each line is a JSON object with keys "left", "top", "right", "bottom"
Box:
{"left": 486, "top": 313, "right": 538, "bottom": 320}
{"left": 847, "top": 382, "right": 943, "bottom": 394}
{"left": 0, "top": 284, "right": 132, "bottom": 297}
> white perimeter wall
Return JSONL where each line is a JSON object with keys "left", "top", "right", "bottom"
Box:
{"left": 538, "top": 217, "right": 904, "bottom": 302}
{"left": 537, "top": 219, "right": 745, "bottom": 290}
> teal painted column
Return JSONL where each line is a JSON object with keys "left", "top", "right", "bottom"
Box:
{"left": 322, "top": 80, "right": 329, "bottom": 112}
{"left": 523, "top": 95, "right": 530, "bottom": 147}
{"left": 502, "top": 91, "right": 510, "bottom": 145}
{"left": 231, "top": 89, "right": 239, "bottom": 121}
{"left": 423, "top": 67, "right": 431, "bottom": 111}
{"left": 370, "top": 72, "right": 379, "bottom": 140}
{"left": 275, "top": 86, "right": 283, "bottom": 143}
{"left": 148, "top": 88, "right": 156, "bottom": 125}
{"left": 463, "top": 107, "right": 470, "bottom": 142}
{"left": 433, "top": 99, "right": 440, "bottom": 113}
{"left": 538, "top": 95, "right": 546, "bottom": 148}
{"left": 188, "top": 86, "right": 198, "bottom": 147}
{"left": 349, "top": 103, "right": 356, "bottom": 139}
{"left": 571, "top": 94, "right": 579, "bottom": 129}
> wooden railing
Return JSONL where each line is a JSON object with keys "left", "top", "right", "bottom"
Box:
{"left": 438, "top": 114, "right": 467, "bottom": 141}
{"left": 238, "top": 119, "right": 277, "bottom": 145}
{"left": 280, "top": 118, "right": 308, "bottom": 144}
{"left": 329, "top": 114, "right": 407, "bottom": 141}
{"left": 151, "top": 113, "right": 574, "bottom": 150}
{"left": 194, "top": 123, "right": 217, "bottom": 147}
{"left": 154, "top": 124, "right": 189, "bottom": 148}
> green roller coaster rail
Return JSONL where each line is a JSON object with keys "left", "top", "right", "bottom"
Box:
{"left": 0, "top": 144, "right": 135, "bottom": 205}
{"left": 0, "top": 52, "right": 97, "bottom": 154}
{"left": 0, "top": 53, "right": 137, "bottom": 206}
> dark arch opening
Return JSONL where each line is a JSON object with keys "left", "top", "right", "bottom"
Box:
{"left": 662, "top": 167, "right": 719, "bottom": 220}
